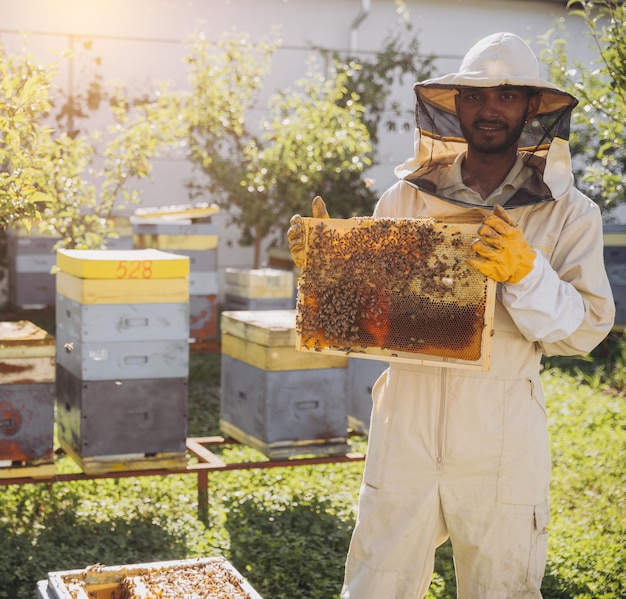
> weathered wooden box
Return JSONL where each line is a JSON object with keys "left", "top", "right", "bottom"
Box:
{"left": 0, "top": 320, "right": 55, "bottom": 384}
{"left": 220, "top": 310, "right": 349, "bottom": 459}
{"left": 346, "top": 358, "right": 388, "bottom": 436}
{"left": 189, "top": 294, "right": 218, "bottom": 343}
{"left": 0, "top": 381, "right": 54, "bottom": 465}
{"left": 56, "top": 364, "right": 187, "bottom": 465}
{"left": 295, "top": 217, "right": 497, "bottom": 371}
{"left": 56, "top": 294, "right": 190, "bottom": 342}
{"left": 36, "top": 556, "right": 262, "bottom": 599}
{"left": 0, "top": 320, "right": 55, "bottom": 469}
{"left": 604, "top": 224, "right": 626, "bottom": 330}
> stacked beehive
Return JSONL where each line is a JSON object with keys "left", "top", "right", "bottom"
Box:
{"left": 7, "top": 226, "right": 60, "bottom": 308}
{"left": 603, "top": 224, "right": 626, "bottom": 331}
{"left": 346, "top": 358, "right": 388, "bottom": 435}
{"left": 0, "top": 320, "right": 55, "bottom": 477}
{"left": 220, "top": 309, "right": 349, "bottom": 459}
{"left": 54, "top": 249, "right": 190, "bottom": 474}
{"left": 132, "top": 205, "right": 219, "bottom": 348}
{"left": 223, "top": 267, "right": 294, "bottom": 311}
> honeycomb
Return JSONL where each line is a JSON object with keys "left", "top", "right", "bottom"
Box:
{"left": 119, "top": 559, "right": 252, "bottom": 599}
{"left": 295, "top": 217, "right": 496, "bottom": 369}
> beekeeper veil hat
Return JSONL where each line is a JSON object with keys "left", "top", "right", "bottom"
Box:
{"left": 397, "top": 32, "right": 579, "bottom": 201}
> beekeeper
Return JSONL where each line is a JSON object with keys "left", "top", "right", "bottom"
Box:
{"left": 288, "top": 32, "right": 615, "bottom": 598}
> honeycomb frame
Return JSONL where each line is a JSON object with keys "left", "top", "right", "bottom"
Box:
{"left": 295, "top": 217, "right": 496, "bottom": 371}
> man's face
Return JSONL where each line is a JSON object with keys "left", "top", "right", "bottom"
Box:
{"left": 455, "top": 86, "right": 539, "bottom": 154}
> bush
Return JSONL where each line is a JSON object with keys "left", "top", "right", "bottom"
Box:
{"left": 0, "top": 340, "right": 624, "bottom": 598}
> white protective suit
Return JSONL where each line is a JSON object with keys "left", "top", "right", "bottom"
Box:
{"left": 341, "top": 33, "right": 615, "bottom": 599}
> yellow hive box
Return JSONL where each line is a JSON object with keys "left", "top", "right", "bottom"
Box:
{"left": 224, "top": 268, "right": 294, "bottom": 299}
{"left": 295, "top": 217, "right": 496, "bottom": 371}
{"left": 221, "top": 310, "right": 347, "bottom": 371}
{"left": 133, "top": 233, "right": 218, "bottom": 251}
{"left": 133, "top": 202, "right": 219, "bottom": 220}
{"left": 56, "top": 248, "right": 189, "bottom": 280}
{"left": 56, "top": 271, "right": 189, "bottom": 305}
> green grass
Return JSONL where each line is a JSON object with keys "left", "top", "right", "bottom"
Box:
{"left": 1, "top": 334, "right": 625, "bottom": 598}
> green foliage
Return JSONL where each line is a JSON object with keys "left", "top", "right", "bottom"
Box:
{"left": 1, "top": 331, "right": 625, "bottom": 598}
{"left": 539, "top": 1, "right": 626, "bottom": 210}
{"left": 541, "top": 367, "right": 625, "bottom": 598}
{"left": 0, "top": 41, "right": 184, "bottom": 248}
{"left": 332, "top": 24, "right": 436, "bottom": 146}
{"left": 244, "top": 63, "right": 373, "bottom": 229}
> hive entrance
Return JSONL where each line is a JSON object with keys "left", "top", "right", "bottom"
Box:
{"left": 295, "top": 217, "right": 496, "bottom": 370}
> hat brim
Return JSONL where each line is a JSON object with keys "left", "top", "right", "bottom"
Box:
{"left": 415, "top": 73, "right": 577, "bottom": 116}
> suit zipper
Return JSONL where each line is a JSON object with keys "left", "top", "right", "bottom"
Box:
{"left": 437, "top": 368, "right": 448, "bottom": 468}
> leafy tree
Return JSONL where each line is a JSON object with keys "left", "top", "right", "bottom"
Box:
{"left": 0, "top": 42, "right": 184, "bottom": 248}
{"left": 182, "top": 28, "right": 435, "bottom": 267}
{"left": 539, "top": 0, "right": 625, "bottom": 211}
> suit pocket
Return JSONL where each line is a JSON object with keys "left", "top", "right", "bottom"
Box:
{"left": 497, "top": 377, "right": 551, "bottom": 505}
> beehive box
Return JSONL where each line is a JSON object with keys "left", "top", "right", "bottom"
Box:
{"left": 55, "top": 365, "right": 187, "bottom": 470}
{"left": 224, "top": 267, "right": 294, "bottom": 299}
{"left": 223, "top": 294, "right": 295, "bottom": 311}
{"left": 56, "top": 294, "right": 189, "bottom": 343}
{"left": 7, "top": 228, "right": 59, "bottom": 308}
{"left": 603, "top": 224, "right": 626, "bottom": 330}
{"left": 131, "top": 218, "right": 219, "bottom": 251}
{"left": 0, "top": 381, "right": 55, "bottom": 467}
{"left": 0, "top": 320, "right": 55, "bottom": 471}
{"left": 167, "top": 248, "right": 218, "bottom": 272}
{"left": 56, "top": 334, "right": 189, "bottom": 381}
{"left": 220, "top": 310, "right": 349, "bottom": 459}
{"left": 346, "top": 358, "right": 388, "bottom": 435}
{"left": 37, "top": 556, "right": 262, "bottom": 599}
{"left": 189, "top": 270, "right": 218, "bottom": 295}
{"left": 295, "top": 217, "right": 497, "bottom": 371}
{"left": 0, "top": 320, "right": 55, "bottom": 384}
{"left": 189, "top": 294, "right": 218, "bottom": 343}
{"left": 56, "top": 248, "right": 190, "bottom": 280}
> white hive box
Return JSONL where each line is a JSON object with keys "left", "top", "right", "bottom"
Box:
{"left": 220, "top": 309, "right": 349, "bottom": 459}
{"left": 56, "top": 294, "right": 190, "bottom": 343}
{"left": 295, "top": 217, "right": 496, "bottom": 371}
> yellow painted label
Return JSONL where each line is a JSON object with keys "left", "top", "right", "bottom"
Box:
{"left": 603, "top": 233, "right": 626, "bottom": 246}
{"left": 57, "top": 249, "right": 189, "bottom": 279}
{"left": 56, "top": 272, "right": 189, "bottom": 304}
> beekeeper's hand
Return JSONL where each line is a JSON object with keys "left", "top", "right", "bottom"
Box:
{"left": 288, "top": 196, "right": 330, "bottom": 268}
{"left": 467, "top": 204, "right": 535, "bottom": 284}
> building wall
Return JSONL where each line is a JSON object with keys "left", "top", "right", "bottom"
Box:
{"left": 0, "top": 0, "right": 602, "bottom": 285}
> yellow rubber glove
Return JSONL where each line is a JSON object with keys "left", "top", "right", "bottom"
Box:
{"left": 467, "top": 204, "right": 536, "bottom": 284}
{"left": 287, "top": 196, "right": 330, "bottom": 268}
